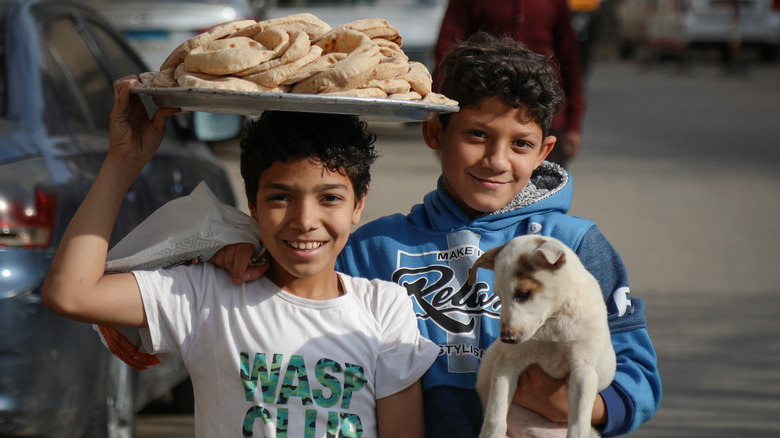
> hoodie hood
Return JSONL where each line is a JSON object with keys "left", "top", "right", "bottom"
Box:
{"left": 409, "top": 161, "right": 572, "bottom": 233}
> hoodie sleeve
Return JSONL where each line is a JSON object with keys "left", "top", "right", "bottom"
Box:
{"left": 576, "top": 227, "right": 662, "bottom": 436}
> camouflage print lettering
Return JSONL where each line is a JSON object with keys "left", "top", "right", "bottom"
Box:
{"left": 277, "top": 355, "right": 314, "bottom": 406}
{"left": 243, "top": 405, "right": 273, "bottom": 437}
{"left": 325, "top": 411, "right": 363, "bottom": 438}
{"left": 313, "top": 358, "right": 342, "bottom": 408}
{"left": 276, "top": 407, "right": 288, "bottom": 438}
{"left": 304, "top": 409, "right": 317, "bottom": 438}
{"left": 240, "top": 352, "right": 284, "bottom": 403}
{"left": 340, "top": 363, "right": 366, "bottom": 410}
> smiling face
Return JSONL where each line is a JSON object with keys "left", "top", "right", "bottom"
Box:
{"left": 249, "top": 157, "right": 365, "bottom": 299}
{"left": 423, "top": 97, "right": 556, "bottom": 219}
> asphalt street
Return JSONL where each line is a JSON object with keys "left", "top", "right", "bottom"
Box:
{"left": 137, "top": 56, "right": 780, "bottom": 437}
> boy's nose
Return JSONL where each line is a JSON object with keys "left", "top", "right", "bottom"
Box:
{"left": 290, "top": 199, "right": 320, "bottom": 231}
{"left": 482, "top": 142, "right": 511, "bottom": 172}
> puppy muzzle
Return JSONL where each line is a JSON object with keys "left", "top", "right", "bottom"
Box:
{"left": 500, "top": 331, "right": 519, "bottom": 344}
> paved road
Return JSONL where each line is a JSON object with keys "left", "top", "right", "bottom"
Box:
{"left": 138, "top": 58, "right": 780, "bottom": 437}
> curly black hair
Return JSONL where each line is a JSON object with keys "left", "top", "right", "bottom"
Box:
{"left": 438, "top": 32, "right": 565, "bottom": 137}
{"left": 240, "top": 111, "right": 378, "bottom": 207}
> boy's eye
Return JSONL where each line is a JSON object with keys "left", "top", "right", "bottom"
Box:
{"left": 267, "top": 193, "right": 290, "bottom": 202}
{"left": 512, "top": 140, "right": 530, "bottom": 149}
{"left": 321, "top": 194, "right": 344, "bottom": 203}
{"left": 468, "top": 129, "right": 487, "bottom": 139}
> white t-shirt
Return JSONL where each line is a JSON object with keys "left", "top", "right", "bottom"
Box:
{"left": 134, "top": 264, "right": 438, "bottom": 438}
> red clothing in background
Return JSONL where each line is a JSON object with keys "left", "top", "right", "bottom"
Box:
{"left": 433, "top": 0, "right": 585, "bottom": 135}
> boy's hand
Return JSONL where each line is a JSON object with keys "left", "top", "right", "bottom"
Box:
{"left": 210, "top": 242, "right": 269, "bottom": 284}
{"left": 512, "top": 364, "right": 606, "bottom": 425}
{"left": 108, "top": 76, "right": 180, "bottom": 171}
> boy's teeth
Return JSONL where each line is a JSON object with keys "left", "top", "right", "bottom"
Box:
{"left": 289, "top": 241, "right": 322, "bottom": 250}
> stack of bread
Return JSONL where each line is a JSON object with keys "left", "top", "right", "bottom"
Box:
{"left": 139, "top": 13, "right": 457, "bottom": 106}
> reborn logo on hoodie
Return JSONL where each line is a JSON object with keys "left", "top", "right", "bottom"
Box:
{"left": 391, "top": 244, "right": 501, "bottom": 335}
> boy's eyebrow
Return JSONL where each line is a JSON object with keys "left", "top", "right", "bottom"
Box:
{"left": 262, "top": 182, "right": 350, "bottom": 192}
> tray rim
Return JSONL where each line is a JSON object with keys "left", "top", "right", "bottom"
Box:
{"left": 131, "top": 86, "right": 459, "bottom": 122}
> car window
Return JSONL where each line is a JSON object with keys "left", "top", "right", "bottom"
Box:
{"left": 45, "top": 17, "right": 113, "bottom": 130}
{"left": 87, "top": 19, "right": 146, "bottom": 78}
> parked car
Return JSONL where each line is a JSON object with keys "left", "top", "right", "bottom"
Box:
{"left": 262, "top": 0, "right": 447, "bottom": 73}
{"left": 617, "top": 0, "right": 780, "bottom": 61}
{"left": 0, "top": 0, "right": 238, "bottom": 436}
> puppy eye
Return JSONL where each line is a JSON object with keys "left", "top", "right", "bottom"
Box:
{"left": 513, "top": 290, "right": 531, "bottom": 302}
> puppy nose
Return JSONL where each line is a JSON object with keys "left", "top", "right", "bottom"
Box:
{"left": 500, "top": 331, "right": 518, "bottom": 344}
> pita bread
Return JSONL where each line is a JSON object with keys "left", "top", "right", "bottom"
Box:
{"left": 236, "top": 31, "right": 310, "bottom": 77}
{"left": 290, "top": 50, "right": 382, "bottom": 94}
{"left": 374, "top": 38, "right": 406, "bottom": 58}
{"left": 316, "top": 28, "right": 373, "bottom": 55}
{"left": 372, "top": 55, "right": 410, "bottom": 81}
{"left": 159, "top": 19, "right": 256, "bottom": 71}
{"left": 366, "top": 78, "right": 411, "bottom": 94}
{"left": 400, "top": 61, "right": 433, "bottom": 96}
{"left": 323, "top": 87, "right": 387, "bottom": 98}
{"left": 184, "top": 37, "right": 277, "bottom": 76}
{"left": 178, "top": 72, "right": 289, "bottom": 93}
{"left": 316, "top": 18, "right": 399, "bottom": 42}
{"left": 243, "top": 45, "right": 323, "bottom": 88}
{"left": 282, "top": 52, "right": 347, "bottom": 85}
{"left": 422, "top": 92, "right": 459, "bottom": 106}
{"left": 254, "top": 28, "right": 290, "bottom": 57}
{"left": 229, "top": 13, "right": 330, "bottom": 40}
{"left": 388, "top": 91, "right": 423, "bottom": 101}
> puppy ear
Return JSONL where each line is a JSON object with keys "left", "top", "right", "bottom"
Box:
{"left": 532, "top": 240, "right": 566, "bottom": 270}
{"left": 467, "top": 244, "right": 504, "bottom": 285}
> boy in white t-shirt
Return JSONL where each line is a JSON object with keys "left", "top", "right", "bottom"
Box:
{"left": 42, "top": 76, "right": 438, "bottom": 438}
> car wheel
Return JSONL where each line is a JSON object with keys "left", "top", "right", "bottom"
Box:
{"left": 84, "top": 355, "right": 136, "bottom": 438}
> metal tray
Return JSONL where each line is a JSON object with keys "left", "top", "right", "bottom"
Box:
{"left": 132, "top": 87, "right": 458, "bottom": 122}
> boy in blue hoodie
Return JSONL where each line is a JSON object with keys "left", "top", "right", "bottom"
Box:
{"left": 216, "top": 32, "right": 661, "bottom": 437}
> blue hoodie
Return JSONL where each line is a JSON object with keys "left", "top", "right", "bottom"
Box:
{"left": 337, "top": 162, "right": 661, "bottom": 437}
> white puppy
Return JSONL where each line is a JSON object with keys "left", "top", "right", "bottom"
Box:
{"left": 468, "top": 235, "right": 616, "bottom": 438}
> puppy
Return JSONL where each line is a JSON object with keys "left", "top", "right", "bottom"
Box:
{"left": 468, "top": 235, "right": 616, "bottom": 438}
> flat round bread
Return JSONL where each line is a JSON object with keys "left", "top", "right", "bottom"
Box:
{"left": 243, "top": 45, "right": 323, "bottom": 88}
{"left": 184, "top": 37, "right": 277, "bottom": 76}
{"left": 366, "top": 78, "right": 411, "bottom": 94}
{"left": 323, "top": 87, "right": 387, "bottom": 98}
{"left": 422, "top": 92, "right": 459, "bottom": 106}
{"left": 254, "top": 28, "right": 290, "bottom": 57}
{"left": 290, "top": 50, "right": 382, "bottom": 94}
{"left": 178, "top": 72, "right": 289, "bottom": 93}
{"left": 400, "top": 61, "right": 433, "bottom": 96}
{"left": 372, "top": 55, "right": 410, "bottom": 81}
{"left": 315, "top": 18, "right": 399, "bottom": 43}
{"left": 236, "top": 31, "right": 310, "bottom": 77}
{"left": 316, "top": 28, "right": 372, "bottom": 55}
{"left": 229, "top": 13, "right": 330, "bottom": 40}
{"left": 159, "top": 19, "right": 256, "bottom": 71}
{"left": 388, "top": 91, "right": 422, "bottom": 101}
{"left": 282, "top": 52, "right": 347, "bottom": 85}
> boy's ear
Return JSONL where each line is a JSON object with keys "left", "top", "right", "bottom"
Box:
{"left": 247, "top": 201, "right": 257, "bottom": 221}
{"left": 422, "top": 118, "right": 443, "bottom": 151}
{"left": 352, "top": 190, "right": 368, "bottom": 225}
{"left": 536, "top": 135, "right": 557, "bottom": 168}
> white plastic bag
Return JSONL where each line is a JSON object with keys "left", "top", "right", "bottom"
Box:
{"left": 94, "top": 182, "right": 263, "bottom": 370}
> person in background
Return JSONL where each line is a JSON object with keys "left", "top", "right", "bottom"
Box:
{"left": 432, "top": 0, "right": 586, "bottom": 168}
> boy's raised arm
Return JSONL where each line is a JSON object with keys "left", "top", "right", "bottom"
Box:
{"left": 42, "top": 76, "right": 180, "bottom": 328}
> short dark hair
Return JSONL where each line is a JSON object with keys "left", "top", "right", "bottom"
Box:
{"left": 438, "top": 32, "right": 564, "bottom": 136}
{"left": 240, "top": 111, "right": 378, "bottom": 206}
